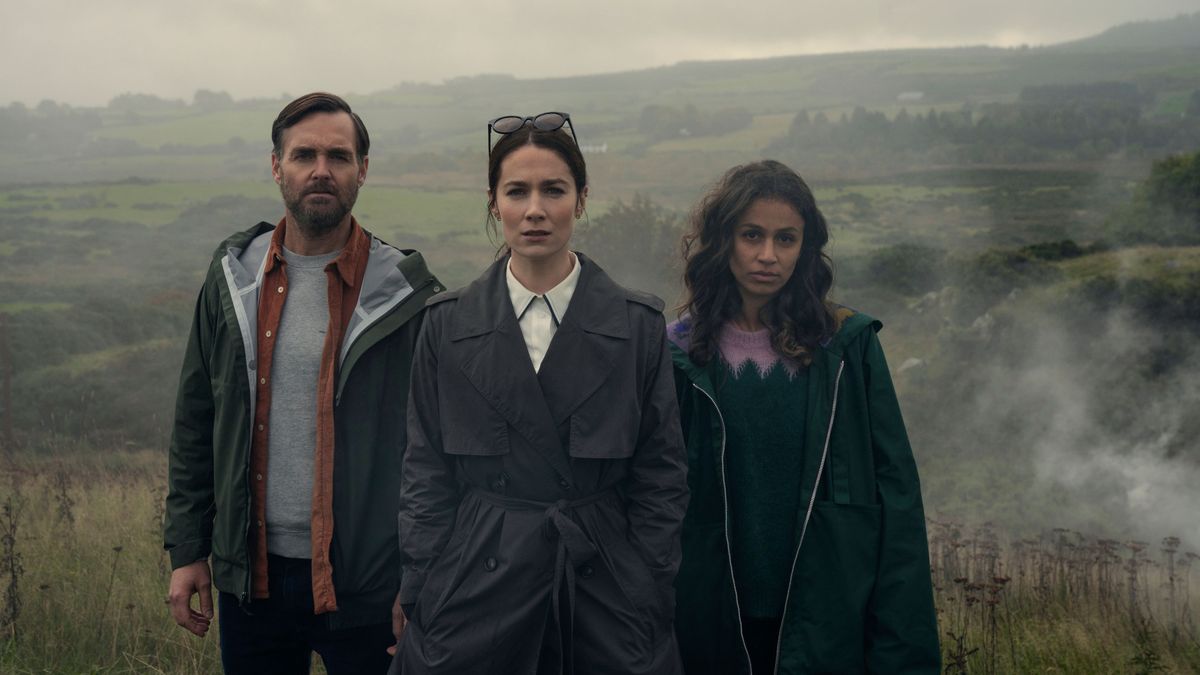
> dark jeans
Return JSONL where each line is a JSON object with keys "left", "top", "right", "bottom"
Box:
{"left": 218, "top": 554, "right": 393, "bottom": 675}
{"left": 742, "top": 615, "right": 782, "bottom": 675}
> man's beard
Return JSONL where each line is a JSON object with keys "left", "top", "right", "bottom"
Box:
{"left": 281, "top": 177, "right": 359, "bottom": 238}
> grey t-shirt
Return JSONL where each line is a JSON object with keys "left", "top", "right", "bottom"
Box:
{"left": 265, "top": 246, "right": 339, "bottom": 558}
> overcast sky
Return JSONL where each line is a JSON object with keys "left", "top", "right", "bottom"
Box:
{"left": 2, "top": 0, "right": 1197, "bottom": 107}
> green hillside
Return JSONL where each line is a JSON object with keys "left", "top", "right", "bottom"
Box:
{"left": 1054, "top": 11, "right": 1200, "bottom": 51}
{"left": 1, "top": 12, "right": 1198, "bottom": 490}
{"left": 3, "top": 13, "right": 1198, "bottom": 188}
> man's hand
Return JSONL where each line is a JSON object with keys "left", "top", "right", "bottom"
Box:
{"left": 387, "top": 591, "right": 408, "bottom": 656}
{"left": 168, "top": 560, "right": 214, "bottom": 637}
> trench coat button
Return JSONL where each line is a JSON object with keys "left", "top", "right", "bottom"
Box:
{"left": 578, "top": 565, "right": 594, "bottom": 579}
{"left": 558, "top": 478, "right": 570, "bottom": 490}
{"left": 484, "top": 557, "right": 498, "bottom": 572}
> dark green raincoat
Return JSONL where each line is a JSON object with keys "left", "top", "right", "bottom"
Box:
{"left": 164, "top": 221, "right": 443, "bottom": 628}
{"left": 668, "top": 309, "right": 939, "bottom": 674}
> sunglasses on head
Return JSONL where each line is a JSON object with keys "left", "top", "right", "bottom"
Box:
{"left": 487, "top": 112, "right": 578, "bottom": 154}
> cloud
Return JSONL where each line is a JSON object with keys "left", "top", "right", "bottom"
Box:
{"left": 2, "top": 0, "right": 1197, "bottom": 106}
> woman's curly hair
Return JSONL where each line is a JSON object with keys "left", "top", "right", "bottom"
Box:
{"left": 680, "top": 160, "right": 835, "bottom": 366}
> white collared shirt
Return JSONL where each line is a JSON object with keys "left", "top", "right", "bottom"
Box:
{"left": 506, "top": 252, "right": 581, "bottom": 372}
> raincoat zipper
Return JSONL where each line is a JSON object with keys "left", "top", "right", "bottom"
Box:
{"left": 692, "top": 383, "right": 754, "bottom": 671}
{"left": 773, "top": 359, "right": 845, "bottom": 674}
{"left": 221, "top": 250, "right": 259, "bottom": 604}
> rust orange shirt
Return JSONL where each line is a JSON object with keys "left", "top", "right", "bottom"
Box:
{"left": 249, "top": 216, "right": 370, "bottom": 613}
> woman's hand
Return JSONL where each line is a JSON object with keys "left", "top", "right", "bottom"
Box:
{"left": 388, "top": 591, "right": 408, "bottom": 655}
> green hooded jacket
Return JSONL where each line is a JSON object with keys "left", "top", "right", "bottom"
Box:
{"left": 163, "top": 221, "right": 442, "bottom": 629}
{"left": 667, "top": 309, "right": 940, "bottom": 674}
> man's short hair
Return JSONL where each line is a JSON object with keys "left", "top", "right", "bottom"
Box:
{"left": 271, "top": 92, "right": 370, "bottom": 162}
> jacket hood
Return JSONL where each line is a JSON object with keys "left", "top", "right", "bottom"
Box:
{"left": 206, "top": 220, "right": 439, "bottom": 402}
{"left": 667, "top": 304, "right": 879, "bottom": 384}
{"left": 210, "top": 221, "right": 275, "bottom": 266}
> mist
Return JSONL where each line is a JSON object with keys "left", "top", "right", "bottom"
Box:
{"left": 961, "top": 307, "right": 1200, "bottom": 543}
{"left": 4, "top": 0, "right": 1199, "bottom": 106}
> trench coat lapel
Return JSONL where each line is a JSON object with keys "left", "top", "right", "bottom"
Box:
{"left": 450, "top": 259, "right": 573, "bottom": 480}
{"left": 537, "top": 255, "right": 630, "bottom": 427}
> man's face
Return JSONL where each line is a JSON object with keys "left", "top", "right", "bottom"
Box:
{"left": 271, "top": 111, "right": 367, "bottom": 237}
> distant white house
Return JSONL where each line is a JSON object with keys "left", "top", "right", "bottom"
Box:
{"left": 579, "top": 143, "right": 608, "bottom": 154}
{"left": 897, "top": 91, "right": 925, "bottom": 102}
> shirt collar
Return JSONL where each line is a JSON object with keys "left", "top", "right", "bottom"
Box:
{"left": 506, "top": 251, "right": 581, "bottom": 321}
{"left": 264, "top": 216, "right": 369, "bottom": 287}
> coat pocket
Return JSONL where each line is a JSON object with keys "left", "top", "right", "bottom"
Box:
{"left": 786, "top": 501, "right": 882, "bottom": 670}
{"left": 597, "top": 528, "right": 663, "bottom": 628}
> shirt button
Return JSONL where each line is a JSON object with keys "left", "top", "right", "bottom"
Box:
{"left": 277, "top": 286, "right": 284, "bottom": 294}
{"left": 483, "top": 557, "right": 498, "bottom": 572}
{"left": 256, "top": 474, "right": 262, "bottom": 481}
{"left": 260, "top": 377, "right": 266, "bottom": 385}
{"left": 257, "top": 520, "right": 263, "bottom": 527}
{"left": 257, "top": 424, "right": 264, "bottom": 431}
{"left": 265, "top": 330, "right": 272, "bottom": 338}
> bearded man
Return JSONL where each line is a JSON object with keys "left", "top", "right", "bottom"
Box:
{"left": 164, "top": 92, "right": 442, "bottom": 674}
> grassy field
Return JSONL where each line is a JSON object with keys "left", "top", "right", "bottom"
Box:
{"left": 0, "top": 450, "right": 225, "bottom": 674}
{"left": 0, "top": 451, "right": 336, "bottom": 674}
{"left": 92, "top": 110, "right": 275, "bottom": 149}
{"left": 928, "top": 519, "right": 1200, "bottom": 673}
{"left": 1, "top": 180, "right": 274, "bottom": 226}
{"left": 1, "top": 450, "right": 1197, "bottom": 673}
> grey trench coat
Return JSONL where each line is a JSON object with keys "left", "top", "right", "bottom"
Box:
{"left": 391, "top": 254, "right": 689, "bottom": 675}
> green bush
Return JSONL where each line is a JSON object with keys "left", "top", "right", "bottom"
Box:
{"left": 572, "top": 194, "right": 683, "bottom": 303}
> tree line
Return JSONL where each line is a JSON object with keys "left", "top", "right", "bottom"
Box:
{"left": 769, "top": 84, "right": 1200, "bottom": 164}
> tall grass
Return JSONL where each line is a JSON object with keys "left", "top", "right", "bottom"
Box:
{"left": 0, "top": 450, "right": 226, "bottom": 673}
{"left": 2, "top": 449, "right": 1199, "bottom": 672}
{"left": 929, "top": 519, "right": 1200, "bottom": 673}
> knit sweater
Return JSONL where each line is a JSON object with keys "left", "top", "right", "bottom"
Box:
{"left": 716, "top": 323, "right": 808, "bottom": 619}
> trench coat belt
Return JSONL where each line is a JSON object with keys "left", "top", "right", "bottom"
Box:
{"left": 468, "top": 486, "right": 616, "bottom": 674}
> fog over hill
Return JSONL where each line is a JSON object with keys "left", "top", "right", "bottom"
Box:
{"left": 3, "top": 3, "right": 1198, "bottom": 106}
{"left": 1053, "top": 10, "right": 1200, "bottom": 50}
